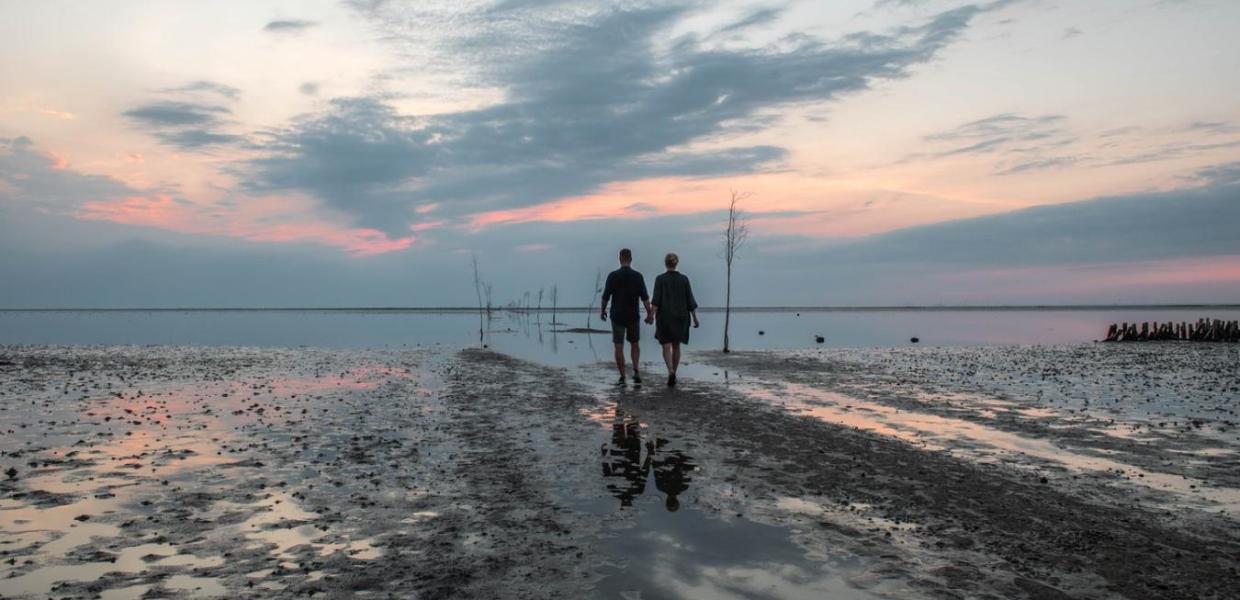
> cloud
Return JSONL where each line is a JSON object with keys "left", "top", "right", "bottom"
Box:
{"left": 1062, "top": 26, "right": 1083, "bottom": 39}
{"left": 717, "top": 7, "right": 782, "bottom": 34}
{"left": 263, "top": 19, "right": 318, "bottom": 34}
{"left": 151, "top": 129, "right": 243, "bottom": 148}
{"left": 995, "top": 155, "right": 1080, "bottom": 175}
{"left": 299, "top": 82, "right": 320, "bottom": 95}
{"left": 0, "top": 136, "right": 135, "bottom": 211}
{"left": 243, "top": 97, "right": 435, "bottom": 234}
{"left": 162, "top": 80, "right": 241, "bottom": 100}
{"left": 247, "top": 1, "right": 1012, "bottom": 237}
{"left": 910, "top": 112, "right": 1240, "bottom": 175}
{"left": 814, "top": 174, "right": 1240, "bottom": 267}
{"left": 122, "top": 87, "right": 241, "bottom": 150}
{"left": 122, "top": 101, "right": 230, "bottom": 127}
{"left": 923, "top": 113, "right": 1067, "bottom": 150}
{"left": 1, "top": 137, "right": 410, "bottom": 255}
{"left": 1185, "top": 120, "right": 1239, "bottom": 135}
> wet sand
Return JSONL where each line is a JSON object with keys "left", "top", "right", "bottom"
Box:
{"left": 1, "top": 343, "right": 1237, "bottom": 599}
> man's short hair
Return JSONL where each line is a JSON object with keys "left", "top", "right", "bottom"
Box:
{"left": 619, "top": 248, "right": 633, "bottom": 262}
{"left": 664, "top": 252, "right": 679, "bottom": 268}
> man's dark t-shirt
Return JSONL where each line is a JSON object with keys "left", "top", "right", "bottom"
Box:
{"left": 602, "top": 266, "right": 649, "bottom": 324}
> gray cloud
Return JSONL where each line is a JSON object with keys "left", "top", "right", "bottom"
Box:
{"left": 1185, "top": 120, "right": 1239, "bottom": 135}
{"left": 162, "top": 80, "right": 241, "bottom": 100}
{"left": 904, "top": 112, "right": 1076, "bottom": 171}
{"left": 153, "top": 129, "right": 243, "bottom": 149}
{"left": 246, "top": 1, "right": 1011, "bottom": 237}
{"left": 123, "top": 85, "right": 242, "bottom": 150}
{"left": 123, "top": 101, "right": 230, "bottom": 127}
{"left": 717, "top": 7, "right": 782, "bottom": 34}
{"left": 263, "top": 20, "right": 318, "bottom": 33}
{"left": 1103, "top": 139, "right": 1240, "bottom": 167}
{"left": 815, "top": 175, "right": 1240, "bottom": 267}
{"left": 299, "top": 82, "right": 320, "bottom": 95}
{"left": 0, "top": 136, "right": 135, "bottom": 211}
{"left": 924, "top": 113, "right": 1066, "bottom": 147}
{"left": 996, "top": 155, "right": 1081, "bottom": 175}
{"left": 914, "top": 113, "right": 1240, "bottom": 175}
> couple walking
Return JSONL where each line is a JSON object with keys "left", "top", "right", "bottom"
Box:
{"left": 599, "top": 248, "right": 699, "bottom": 388}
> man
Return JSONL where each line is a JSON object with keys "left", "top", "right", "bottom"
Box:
{"left": 600, "top": 248, "right": 653, "bottom": 386}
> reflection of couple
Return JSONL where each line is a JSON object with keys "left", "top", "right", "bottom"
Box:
{"left": 600, "top": 409, "right": 695, "bottom": 511}
{"left": 600, "top": 248, "right": 700, "bottom": 388}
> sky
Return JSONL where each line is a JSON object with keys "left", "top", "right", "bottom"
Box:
{"left": 1, "top": 0, "right": 1238, "bottom": 308}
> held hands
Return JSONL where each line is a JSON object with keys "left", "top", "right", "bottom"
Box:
{"left": 645, "top": 315, "right": 654, "bottom": 325}
{"left": 600, "top": 312, "right": 607, "bottom": 322}
{"left": 693, "top": 318, "right": 701, "bottom": 328}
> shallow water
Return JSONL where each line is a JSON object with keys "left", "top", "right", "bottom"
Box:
{"left": 3, "top": 308, "right": 1237, "bottom": 368}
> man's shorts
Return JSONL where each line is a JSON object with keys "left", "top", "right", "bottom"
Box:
{"left": 611, "top": 320, "right": 640, "bottom": 344}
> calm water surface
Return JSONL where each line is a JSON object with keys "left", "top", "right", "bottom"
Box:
{"left": 2, "top": 308, "right": 1236, "bottom": 367}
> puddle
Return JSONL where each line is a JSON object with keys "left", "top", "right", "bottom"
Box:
{"left": 577, "top": 399, "right": 910, "bottom": 599}
{"left": 0, "top": 541, "right": 223, "bottom": 597}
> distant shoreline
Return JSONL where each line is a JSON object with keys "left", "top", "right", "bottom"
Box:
{"left": 2, "top": 304, "right": 1238, "bottom": 313}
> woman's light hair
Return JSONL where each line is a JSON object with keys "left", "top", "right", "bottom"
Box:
{"left": 664, "top": 252, "right": 679, "bottom": 268}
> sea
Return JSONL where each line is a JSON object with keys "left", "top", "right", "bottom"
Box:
{"left": 2, "top": 306, "right": 1236, "bottom": 367}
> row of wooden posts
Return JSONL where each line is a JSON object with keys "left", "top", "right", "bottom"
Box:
{"left": 1103, "top": 318, "right": 1239, "bottom": 343}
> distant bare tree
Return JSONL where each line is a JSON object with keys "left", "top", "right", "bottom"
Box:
{"left": 550, "top": 285, "right": 559, "bottom": 324}
{"left": 586, "top": 268, "right": 602, "bottom": 330}
{"left": 537, "top": 288, "right": 544, "bottom": 312}
{"left": 722, "top": 190, "right": 751, "bottom": 353}
{"left": 484, "top": 283, "right": 494, "bottom": 318}
{"left": 471, "top": 252, "right": 485, "bottom": 343}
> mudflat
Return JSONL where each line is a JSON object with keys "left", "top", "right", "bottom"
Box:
{"left": 1, "top": 343, "right": 1237, "bottom": 599}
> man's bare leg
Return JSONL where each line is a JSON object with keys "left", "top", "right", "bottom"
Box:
{"left": 613, "top": 343, "right": 626, "bottom": 379}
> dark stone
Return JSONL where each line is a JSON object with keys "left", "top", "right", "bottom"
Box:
{"left": 910, "top": 337, "right": 920, "bottom": 343}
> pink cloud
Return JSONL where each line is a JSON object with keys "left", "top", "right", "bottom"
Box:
{"left": 46, "top": 150, "right": 69, "bottom": 170}
{"left": 76, "top": 194, "right": 413, "bottom": 256}
{"left": 467, "top": 175, "right": 1004, "bottom": 238}
{"left": 38, "top": 108, "right": 75, "bottom": 120}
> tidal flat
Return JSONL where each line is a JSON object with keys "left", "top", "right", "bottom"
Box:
{"left": 1, "top": 343, "right": 1238, "bottom": 599}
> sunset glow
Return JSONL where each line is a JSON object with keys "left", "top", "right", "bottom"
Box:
{"left": 1, "top": 0, "right": 1237, "bottom": 306}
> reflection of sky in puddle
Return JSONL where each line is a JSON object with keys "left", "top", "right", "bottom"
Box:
{"left": 743, "top": 381, "right": 1240, "bottom": 511}
{"left": 579, "top": 400, "right": 902, "bottom": 599}
{"left": 590, "top": 493, "right": 895, "bottom": 600}
{"left": 236, "top": 490, "right": 382, "bottom": 564}
{"left": 0, "top": 370, "right": 393, "bottom": 599}
{"left": 0, "top": 539, "right": 224, "bottom": 597}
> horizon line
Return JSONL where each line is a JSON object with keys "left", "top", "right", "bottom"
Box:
{"left": 2, "top": 304, "right": 1239, "bottom": 313}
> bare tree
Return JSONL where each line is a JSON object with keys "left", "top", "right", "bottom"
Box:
{"left": 550, "top": 285, "right": 559, "bottom": 324}
{"left": 471, "top": 252, "right": 485, "bottom": 343}
{"left": 537, "top": 288, "right": 544, "bottom": 311}
{"left": 723, "top": 190, "right": 751, "bottom": 353}
{"left": 585, "top": 268, "right": 603, "bottom": 330}
{"left": 484, "top": 283, "right": 494, "bottom": 318}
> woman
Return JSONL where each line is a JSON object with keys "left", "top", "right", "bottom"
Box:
{"left": 648, "top": 252, "right": 699, "bottom": 387}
